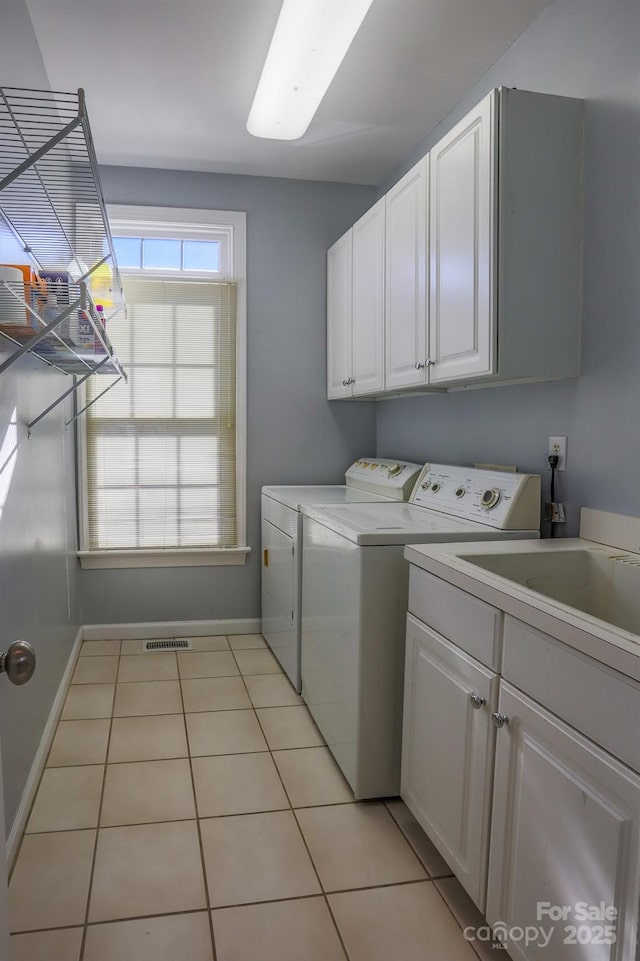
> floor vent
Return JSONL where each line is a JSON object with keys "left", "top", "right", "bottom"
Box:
{"left": 143, "top": 639, "right": 193, "bottom": 653}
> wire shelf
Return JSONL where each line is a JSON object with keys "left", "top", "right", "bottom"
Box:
{"left": 0, "top": 86, "right": 127, "bottom": 428}
{"left": 0, "top": 87, "right": 123, "bottom": 299}
{"left": 0, "top": 279, "right": 125, "bottom": 377}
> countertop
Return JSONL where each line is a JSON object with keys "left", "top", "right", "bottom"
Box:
{"left": 404, "top": 537, "right": 640, "bottom": 684}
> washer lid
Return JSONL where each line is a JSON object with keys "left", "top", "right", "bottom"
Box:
{"left": 262, "top": 485, "right": 393, "bottom": 512}
{"left": 302, "top": 501, "right": 538, "bottom": 546}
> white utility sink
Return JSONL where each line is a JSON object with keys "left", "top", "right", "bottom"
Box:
{"left": 459, "top": 548, "right": 640, "bottom": 635}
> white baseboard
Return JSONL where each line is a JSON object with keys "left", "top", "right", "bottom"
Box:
{"left": 82, "top": 618, "right": 262, "bottom": 641}
{"left": 6, "top": 626, "right": 84, "bottom": 869}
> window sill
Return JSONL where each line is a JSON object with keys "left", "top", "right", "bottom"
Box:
{"left": 78, "top": 547, "right": 251, "bottom": 570}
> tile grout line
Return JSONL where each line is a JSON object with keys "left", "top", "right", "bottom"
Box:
{"left": 14, "top": 636, "right": 475, "bottom": 958}
{"left": 178, "top": 644, "right": 219, "bottom": 961}
{"left": 77, "top": 638, "right": 121, "bottom": 961}
{"left": 13, "top": 875, "right": 450, "bottom": 938}
{"left": 231, "top": 647, "right": 355, "bottom": 961}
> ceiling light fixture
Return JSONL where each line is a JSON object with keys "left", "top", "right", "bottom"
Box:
{"left": 247, "top": 0, "right": 374, "bottom": 141}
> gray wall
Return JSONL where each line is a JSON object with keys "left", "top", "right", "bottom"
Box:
{"left": 1, "top": 0, "right": 80, "bottom": 832}
{"left": 79, "top": 168, "right": 377, "bottom": 623}
{"left": 376, "top": 0, "right": 640, "bottom": 535}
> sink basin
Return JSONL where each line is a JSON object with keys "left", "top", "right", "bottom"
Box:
{"left": 459, "top": 548, "right": 640, "bottom": 635}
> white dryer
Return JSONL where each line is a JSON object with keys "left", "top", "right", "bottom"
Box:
{"left": 261, "top": 458, "right": 422, "bottom": 691}
{"left": 300, "top": 464, "right": 541, "bottom": 799}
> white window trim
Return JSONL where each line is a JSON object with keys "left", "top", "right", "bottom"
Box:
{"left": 77, "top": 205, "right": 248, "bottom": 569}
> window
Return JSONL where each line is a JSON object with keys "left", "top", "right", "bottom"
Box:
{"left": 79, "top": 207, "right": 247, "bottom": 568}
{"left": 112, "top": 237, "right": 221, "bottom": 273}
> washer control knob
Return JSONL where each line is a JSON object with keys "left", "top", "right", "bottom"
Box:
{"left": 455, "top": 487, "right": 466, "bottom": 498}
{"left": 431, "top": 483, "right": 441, "bottom": 493}
{"left": 481, "top": 488, "right": 501, "bottom": 510}
{"left": 388, "top": 464, "right": 403, "bottom": 477}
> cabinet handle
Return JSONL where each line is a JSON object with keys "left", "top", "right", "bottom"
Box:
{"left": 491, "top": 712, "right": 509, "bottom": 728}
{"left": 414, "top": 362, "right": 425, "bottom": 370}
{"left": 263, "top": 548, "right": 269, "bottom": 567}
{"left": 469, "top": 692, "right": 485, "bottom": 710}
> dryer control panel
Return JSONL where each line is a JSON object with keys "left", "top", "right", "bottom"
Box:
{"left": 345, "top": 459, "right": 423, "bottom": 501}
{"left": 410, "top": 464, "right": 541, "bottom": 530}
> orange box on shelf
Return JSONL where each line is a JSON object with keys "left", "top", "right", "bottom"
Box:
{"left": 0, "top": 263, "right": 47, "bottom": 338}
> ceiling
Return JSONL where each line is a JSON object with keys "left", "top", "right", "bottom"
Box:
{"left": 25, "top": 0, "right": 554, "bottom": 185}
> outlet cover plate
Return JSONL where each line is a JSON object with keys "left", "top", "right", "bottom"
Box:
{"left": 548, "top": 436, "right": 567, "bottom": 471}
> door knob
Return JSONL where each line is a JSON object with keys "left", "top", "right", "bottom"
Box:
{"left": 0, "top": 640, "right": 36, "bottom": 686}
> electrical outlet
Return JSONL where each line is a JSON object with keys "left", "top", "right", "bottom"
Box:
{"left": 548, "top": 436, "right": 567, "bottom": 471}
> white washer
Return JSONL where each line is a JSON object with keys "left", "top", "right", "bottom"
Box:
{"left": 300, "top": 464, "right": 541, "bottom": 799}
{"left": 261, "top": 458, "right": 422, "bottom": 691}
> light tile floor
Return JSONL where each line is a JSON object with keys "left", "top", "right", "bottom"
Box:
{"left": 9, "top": 633, "right": 497, "bottom": 961}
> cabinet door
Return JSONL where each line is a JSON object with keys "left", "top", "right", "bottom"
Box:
{"left": 352, "top": 198, "right": 385, "bottom": 395}
{"left": 385, "top": 156, "right": 428, "bottom": 390}
{"left": 487, "top": 681, "right": 640, "bottom": 961}
{"left": 401, "top": 614, "right": 498, "bottom": 910}
{"left": 327, "top": 230, "right": 353, "bottom": 399}
{"left": 429, "top": 90, "right": 496, "bottom": 384}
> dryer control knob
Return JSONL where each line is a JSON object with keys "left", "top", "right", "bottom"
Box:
{"left": 388, "top": 464, "right": 403, "bottom": 477}
{"left": 481, "top": 488, "right": 501, "bottom": 510}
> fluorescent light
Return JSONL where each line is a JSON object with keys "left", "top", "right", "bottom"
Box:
{"left": 247, "top": 0, "right": 373, "bottom": 141}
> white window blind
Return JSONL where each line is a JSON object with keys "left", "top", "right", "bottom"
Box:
{"left": 85, "top": 276, "right": 237, "bottom": 551}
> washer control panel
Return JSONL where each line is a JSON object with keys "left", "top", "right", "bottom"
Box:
{"left": 345, "top": 458, "right": 423, "bottom": 501}
{"left": 411, "top": 464, "right": 541, "bottom": 530}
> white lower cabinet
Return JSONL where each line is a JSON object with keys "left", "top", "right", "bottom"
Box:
{"left": 401, "top": 614, "right": 498, "bottom": 909}
{"left": 487, "top": 681, "right": 640, "bottom": 961}
{"left": 402, "top": 569, "right": 640, "bottom": 961}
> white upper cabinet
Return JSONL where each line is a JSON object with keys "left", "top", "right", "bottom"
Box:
{"left": 429, "top": 91, "right": 496, "bottom": 384}
{"left": 327, "top": 201, "right": 385, "bottom": 399}
{"left": 352, "top": 198, "right": 385, "bottom": 396}
{"left": 384, "top": 156, "right": 428, "bottom": 390}
{"left": 326, "top": 229, "right": 353, "bottom": 399}
{"left": 327, "top": 86, "right": 583, "bottom": 399}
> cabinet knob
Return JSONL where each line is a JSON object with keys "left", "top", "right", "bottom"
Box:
{"left": 348, "top": 377, "right": 355, "bottom": 385}
{"left": 342, "top": 379, "right": 348, "bottom": 387}
{"left": 414, "top": 362, "right": 425, "bottom": 370}
{"left": 469, "top": 692, "right": 485, "bottom": 710}
{"left": 426, "top": 359, "right": 435, "bottom": 367}
{"left": 491, "top": 712, "right": 509, "bottom": 728}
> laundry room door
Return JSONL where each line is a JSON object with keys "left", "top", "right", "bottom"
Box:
{"left": 0, "top": 732, "right": 9, "bottom": 957}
